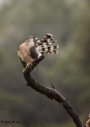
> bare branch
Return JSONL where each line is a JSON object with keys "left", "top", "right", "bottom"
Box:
{"left": 23, "top": 55, "right": 83, "bottom": 127}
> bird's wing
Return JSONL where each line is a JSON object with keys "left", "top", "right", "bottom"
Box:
{"left": 30, "top": 46, "right": 38, "bottom": 59}
{"left": 19, "top": 57, "right": 27, "bottom": 68}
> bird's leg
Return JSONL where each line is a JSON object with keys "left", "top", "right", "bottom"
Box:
{"left": 23, "top": 62, "right": 34, "bottom": 72}
{"left": 29, "top": 62, "right": 33, "bottom": 66}
{"left": 23, "top": 65, "right": 28, "bottom": 72}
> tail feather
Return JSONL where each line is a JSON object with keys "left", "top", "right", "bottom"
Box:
{"left": 35, "top": 33, "right": 59, "bottom": 55}
{"left": 41, "top": 50, "right": 58, "bottom": 54}
{"left": 39, "top": 45, "right": 59, "bottom": 51}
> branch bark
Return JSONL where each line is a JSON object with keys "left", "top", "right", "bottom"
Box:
{"left": 23, "top": 55, "right": 83, "bottom": 127}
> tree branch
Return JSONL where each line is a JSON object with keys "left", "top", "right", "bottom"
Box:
{"left": 23, "top": 55, "right": 83, "bottom": 127}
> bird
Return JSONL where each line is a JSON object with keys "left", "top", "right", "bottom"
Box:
{"left": 18, "top": 33, "right": 59, "bottom": 72}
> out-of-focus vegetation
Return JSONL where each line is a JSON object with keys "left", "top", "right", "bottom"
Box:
{"left": 0, "top": 0, "right": 90, "bottom": 127}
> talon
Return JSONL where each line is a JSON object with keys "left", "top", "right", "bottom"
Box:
{"left": 29, "top": 62, "right": 33, "bottom": 66}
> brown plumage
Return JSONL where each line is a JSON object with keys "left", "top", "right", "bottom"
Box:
{"left": 18, "top": 33, "right": 59, "bottom": 71}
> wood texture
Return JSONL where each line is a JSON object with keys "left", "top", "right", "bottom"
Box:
{"left": 23, "top": 55, "right": 83, "bottom": 127}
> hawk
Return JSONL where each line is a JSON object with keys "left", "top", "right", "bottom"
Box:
{"left": 18, "top": 33, "right": 59, "bottom": 72}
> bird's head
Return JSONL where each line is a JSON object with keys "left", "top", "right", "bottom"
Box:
{"left": 25, "top": 36, "right": 35, "bottom": 46}
{"left": 26, "top": 35, "right": 33, "bottom": 40}
{"left": 25, "top": 36, "right": 34, "bottom": 43}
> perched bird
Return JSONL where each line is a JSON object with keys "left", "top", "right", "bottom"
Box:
{"left": 18, "top": 33, "right": 59, "bottom": 72}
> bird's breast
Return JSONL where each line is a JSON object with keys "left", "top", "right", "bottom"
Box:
{"left": 18, "top": 43, "right": 34, "bottom": 63}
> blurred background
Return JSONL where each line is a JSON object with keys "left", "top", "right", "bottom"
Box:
{"left": 0, "top": 0, "right": 90, "bottom": 127}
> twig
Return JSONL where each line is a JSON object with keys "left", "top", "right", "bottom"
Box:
{"left": 50, "top": 81, "right": 55, "bottom": 90}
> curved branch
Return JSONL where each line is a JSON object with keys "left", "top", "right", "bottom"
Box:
{"left": 23, "top": 55, "right": 83, "bottom": 127}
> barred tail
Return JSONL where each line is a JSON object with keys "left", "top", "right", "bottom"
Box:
{"left": 35, "top": 33, "right": 59, "bottom": 55}
{"left": 35, "top": 33, "right": 57, "bottom": 47}
{"left": 39, "top": 45, "right": 59, "bottom": 54}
